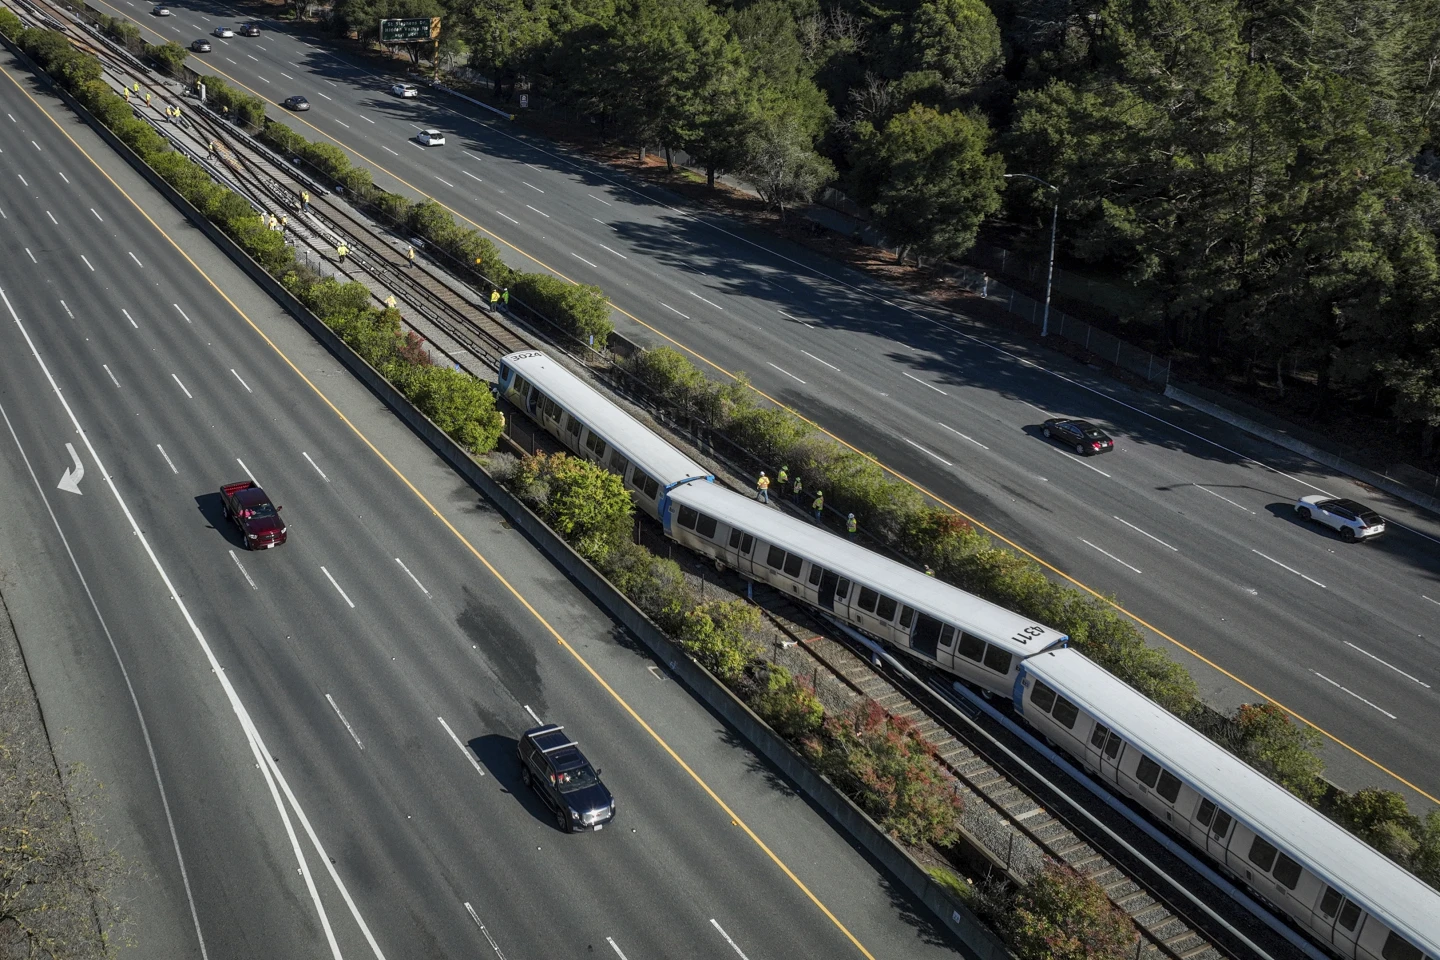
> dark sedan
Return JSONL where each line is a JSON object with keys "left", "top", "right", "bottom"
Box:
{"left": 1043, "top": 418, "right": 1114, "bottom": 455}
{"left": 281, "top": 95, "right": 311, "bottom": 111}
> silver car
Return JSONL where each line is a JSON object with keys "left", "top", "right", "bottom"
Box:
{"left": 1294, "top": 495, "right": 1385, "bottom": 542}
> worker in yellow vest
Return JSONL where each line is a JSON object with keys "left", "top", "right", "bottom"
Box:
{"left": 756, "top": 471, "right": 770, "bottom": 504}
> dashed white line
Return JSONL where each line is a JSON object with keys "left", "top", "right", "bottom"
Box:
{"left": 1060, "top": 451, "right": 1112, "bottom": 477}
{"left": 173, "top": 303, "right": 192, "bottom": 324}
{"left": 320, "top": 566, "right": 356, "bottom": 608}
{"left": 302, "top": 451, "right": 329, "bottom": 482}
{"left": 229, "top": 369, "right": 253, "bottom": 393}
{"left": 525, "top": 204, "right": 549, "bottom": 218}
{"left": 435, "top": 175, "right": 454, "bottom": 187}
{"left": 122, "top": 309, "right": 138, "bottom": 329}
{"left": 58, "top": 171, "right": 69, "bottom": 183}
{"left": 362, "top": 115, "right": 375, "bottom": 124}
{"left": 60, "top": 300, "right": 73, "bottom": 319}
{"left": 30, "top": 140, "right": 40, "bottom": 151}
{"left": 438, "top": 717, "right": 483, "bottom": 775}
{"left": 81, "top": 255, "right": 95, "bottom": 271}
{"left": 801, "top": 350, "right": 839, "bottom": 372}
{"left": 522, "top": 181, "right": 543, "bottom": 193}
{"left": 464, "top": 903, "right": 507, "bottom": 959}
{"left": 171, "top": 373, "right": 192, "bottom": 398}
{"left": 156, "top": 443, "right": 178, "bottom": 474}
{"left": 128, "top": 251, "right": 144, "bottom": 268}
{"left": 902, "top": 436, "right": 952, "bottom": 466}
{"left": 496, "top": 210, "right": 519, "bottom": 224}
{"left": 598, "top": 243, "right": 627, "bottom": 259}
{"left": 229, "top": 550, "right": 258, "bottom": 590}
{"left": 91, "top": 207, "right": 103, "bottom": 220}
{"left": 236, "top": 458, "right": 256, "bottom": 483}
{"left": 571, "top": 252, "right": 598, "bottom": 269}
{"left": 1343, "top": 641, "right": 1431, "bottom": 688}
{"left": 710, "top": 920, "right": 752, "bottom": 960}
{"left": 766, "top": 362, "right": 806, "bottom": 384}
{"left": 325, "top": 694, "right": 364, "bottom": 749}
{"left": 660, "top": 302, "right": 690, "bottom": 319}
{"left": 607, "top": 938, "right": 629, "bottom": 960}
{"left": 333, "top": 117, "right": 348, "bottom": 126}
{"left": 463, "top": 170, "right": 483, "bottom": 182}
{"left": 382, "top": 145, "right": 399, "bottom": 156}
{"left": 1081, "top": 538, "right": 1143, "bottom": 574}
{"left": 938, "top": 422, "right": 988, "bottom": 449}
{"left": 1313, "top": 672, "right": 1396, "bottom": 719}
{"left": 1194, "top": 485, "right": 1256, "bottom": 514}
{"left": 689, "top": 291, "right": 723, "bottom": 310}
{"left": 395, "top": 557, "right": 430, "bottom": 596}
{"left": 280, "top": 71, "right": 293, "bottom": 79}
{"left": 24, "top": 249, "right": 36, "bottom": 264}
{"left": 1425, "top": 595, "right": 1440, "bottom": 607}
{"left": 1113, "top": 516, "right": 1178, "bottom": 551}
{"left": 247, "top": 54, "right": 258, "bottom": 61}
{"left": 902, "top": 371, "right": 947, "bottom": 395}
{"left": 102, "top": 364, "right": 119, "bottom": 387}
{"left": 589, "top": 193, "right": 611, "bottom": 205}
{"left": 16, "top": 173, "right": 27, "bottom": 186}
{"left": 45, "top": 210, "right": 57, "bottom": 224}
{"left": 1251, "top": 549, "right": 1326, "bottom": 588}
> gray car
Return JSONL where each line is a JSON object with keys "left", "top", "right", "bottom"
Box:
{"left": 281, "top": 95, "right": 311, "bottom": 111}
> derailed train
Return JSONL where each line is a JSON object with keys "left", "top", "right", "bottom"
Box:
{"left": 498, "top": 350, "right": 1439, "bottom": 960}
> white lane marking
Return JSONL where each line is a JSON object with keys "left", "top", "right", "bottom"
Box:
{"left": 230, "top": 369, "right": 252, "bottom": 393}
{"left": 0, "top": 207, "right": 6, "bottom": 219}
{"left": 224, "top": 57, "right": 237, "bottom": 64}
{"left": 780, "top": 309, "right": 811, "bottom": 325}
{"left": 570, "top": 252, "right": 598, "bottom": 268}
{"left": 1425, "top": 595, "right": 1440, "bottom": 607}
{"left": 91, "top": 207, "right": 103, "bottom": 220}
{"left": 58, "top": 171, "right": 69, "bottom": 183}
{"left": 1251, "top": 549, "right": 1326, "bottom": 589}
{"left": 902, "top": 371, "right": 947, "bottom": 395}
{"left": 171, "top": 373, "right": 193, "bottom": 398}
{"left": 395, "top": 557, "right": 430, "bottom": 596}
{"left": 408, "top": 141, "right": 427, "bottom": 151}
{"left": 281, "top": 71, "right": 293, "bottom": 79}
{"left": 24, "top": 248, "right": 36, "bottom": 264}
{"left": 46, "top": 210, "right": 57, "bottom": 224}
{"left": 102, "top": 364, "right": 120, "bottom": 388}
{"left": 129, "top": 251, "right": 144, "bottom": 268}
{"left": 439, "top": 718, "right": 483, "bottom": 775}
{"left": 157, "top": 444, "right": 178, "bottom": 474}
{"left": 236, "top": 458, "right": 256, "bottom": 483}
{"left": 382, "top": 145, "right": 399, "bottom": 156}
{"left": 525, "top": 204, "right": 549, "bottom": 218}
{"left": 435, "top": 175, "right": 454, "bottom": 187}
{"left": 81, "top": 255, "right": 95, "bottom": 271}
{"left": 123, "top": 309, "right": 139, "bottom": 329}
{"left": 660, "top": 302, "right": 690, "bottom": 319}
{"left": 464, "top": 903, "right": 507, "bottom": 958}
{"left": 325, "top": 694, "right": 364, "bottom": 749}
{"left": 1343, "top": 641, "right": 1431, "bottom": 688}
{"left": 465, "top": 150, "right": 485, "bottom": 162}
{"left": 174, "top": 303, "right": 192, "bottom": 324}
{"left": 593, "top": 217, "right": 609, "bottom": 227}
{"left": 689, "top": 291, "right": 723, "bottom": 310}
{"left": 495, "top": 210, "right": 519, "bottom": 224}
{"left": 1194, "top": 484, "right": 1257, "bottom": 514}
{"left": 1060, "top": 450, "right": 1112, "bottom": 477}
{"left": 902, "top": 436, "right": 952, "bottom": 466}
{"left": 321, "top": 566, "right": 356, "bottom": 608}
{"left": 598, "top": 243, "right": 627, "bottom": 259}
{"left": 1114, "top": 516, "right": 1178, "bottom": 551}
{"left": 801, "top": 350, "right": 839, "bottom": 372}
{"left": 938, "top": 421, "right": 988, "bottom": 449}
{"left": 766, "top": 362, "right": 806, "bottom": 384}
{"left": 318, "top": 88, "right": 334, "bottom": 97}
{"left": 247, "top": 54, "right": 258, "bottom": 61}
{"left": 362, "top": 115, "right": 375, "bottom": 124}
{"left": 1313, "top": 672, "right": 1396, "bottom": 719}
{"left": 1081, "top": 538, "right": 1143, "bottom": 575}
{"left": 463, "top": 170, "right": 482, "bottom": 182}
{"left": 229, "top": 550, "right": 258, "bottom": 590}
{"left": 607, "top": 938, "right": 629, "bottom": 960}
{"left": 60, "top": 300, "right": 74, "bottom": 319}
{"left": 302, "top": 451, "right": 329, "bottom": 481}
{"left": 589, "top": 193, "right": 611, "bottom": 205}
{"left": 522, "top": 181, "right": 543, "bottom": 193}
{"left": 710, "top": 919, "right": 752, "bottom": 960}
{"left": 16, "top": 173, "right": 27, "bottom": 186}
{"left": 333, "top": 118, "right": 348, "bottom": 127}
{"left": 30, "top": 140, "right": 40, "bottom": 151}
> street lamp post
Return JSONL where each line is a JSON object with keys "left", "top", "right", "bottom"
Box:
{"left": 1003, "top": 173, "right": 1059, "bottom": 338}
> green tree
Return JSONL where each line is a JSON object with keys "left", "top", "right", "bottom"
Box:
{"left": 905, "top": 0, "right": 1002, "bottom": 97}
{"left": 1333, "top": 788, "right": 1422, "bottom": 860}
{"left": 1007, "top": 861, "right": 1137, "bottom": 960}
{"left": 519, "top": 452, "right": 633, "bottom": 561}
{"left": 460, "top": 0, "right": 553, "bottom": 98}
{"left": 678, "top": 600, "right": 763, "bottom": 682}
{"left": 737, "top": 95, "right": 835, "bottom": 219}
{"left": 408, "top": 367, "right": 506, "bottom": 453}
{"left": 1228, "top": 703, "right": 1325, "bottom": 801}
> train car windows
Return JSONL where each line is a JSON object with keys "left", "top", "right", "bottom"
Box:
{"left": 767, "top": 545, "right": 787, "bottom": 570}
{"left": 782, "top": 553, "right": 803, "bottom": 577}
{"left": 498, "top": 362, "right": 511, "bottom": 381}
{"left": 1157, "top": 771, "right": 1182, "bottom": 803}
{"left": 565, "top": 414, "right": 583, "bottom": 437}
{"left": 541, "top": 395, "right": 562, "bottom": 421}
{"left": 1136, "top": 755, "right": 1162, "bottom": 789}
{"left": 1272, "top": 853, "right": 1301, "bottom": 891}
{"left": 510, "top": 374, "right": 528, "bottom": 396}
{"left": 1337, "top": 901, "right": 1361, "bottom": 931}
{"left": 731, "top": 528, "right": 745, "bottom": 549}
{"left": 609, "top": 451, "right": 630, "bottom": 475}
{"left": 1247, "top": 836, "right": 1279, "bottom": 873}
{"left": 1104, "top": 732, "right": 1122, "bottom": 760}
{"left": 679, "top": 505, "right": 699, "bottom": 530}
{"left": 584, "top": 432, "right": 607, "bottom": 458}
{"left": 857, "top": 587, "right": 879, "bottom": 613}
{"left": 740, "top": 534, "right": 754, "bottom": 554}
{"left": 983, "top": 645, "right": 1013, "bottom": 675}
{"left": 1196, "top": 798, "right": 1216, "bottom": 827}
{"left": 899, "top": 606, "right": 914, "bottom": 629}
{"left": 634, "top": 471, "right": 659, "bottom": 499}
{"left": 1031, "top": 681, "right": 1057, "bottom": 713}
{"left": 1382, "top": 932, "right": 1423, "bottom": 960}
{"left": 808, "top": 565, "right": 823, "bottom": 586}
{"left": 1090, "top": 723, "right": 1111, "bottom": 751}
{"left": 876, "top": 595, "right": 898, "bottom": 621}
{"left": 957, "top": 633, "right": 985, "bottom": 663}
{"left": 1319, "top": 886, "right": 1342, "bottom": 919}
{"left": 1051, "top": 696, "right": 1079, "bottom": 729}
{"left": 697, "top": 513, "right": 719, "bottom": 539}
{"left": 939, "top": 625, "right": 956, "bottom": 647}
{"left": 836, "top": 578, "right": 850, "bottom": 600}
{"left": 1210, "top": 809, "right": 1233, "bottom": 840}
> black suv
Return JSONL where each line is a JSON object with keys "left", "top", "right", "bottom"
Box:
{"left": 518, "top": 724, "right": 615, "bottom": 832}
{"left": 238, "top": 22, "right": 260, "bottom": 36}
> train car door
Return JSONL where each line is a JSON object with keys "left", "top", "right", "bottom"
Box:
{"left": 726, "top": 528, "right": 757, "bottom": 578}
{"left": 1086, "top": 725, "right": 1124, "bottom": 787}
{"left": 807, "top": 566, "right": 840, "bottom": 609}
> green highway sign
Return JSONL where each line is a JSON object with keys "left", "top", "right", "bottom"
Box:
{"left": 379, "top": 17, "right": 439, "bottom": 42}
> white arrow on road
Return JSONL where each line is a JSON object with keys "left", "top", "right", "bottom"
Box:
{"left": 57, "top": 442, "right": 84, "bottom": 495}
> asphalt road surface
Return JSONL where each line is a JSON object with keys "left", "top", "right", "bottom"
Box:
{"left": 117, "top": 5, "right": 1440, "bottom": 807}
{"left": 0, "top": 51, "right": 963, "bottom": 960}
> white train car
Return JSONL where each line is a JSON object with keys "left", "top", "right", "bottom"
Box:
{"left": 1015, "top": 648, "right": 1439, "bottom": 960}
{"left": 498, "top": 351, "right": 713, "bottom": 520}
{"left": 663, "top": 481, "right": 1066, "bottom": 695}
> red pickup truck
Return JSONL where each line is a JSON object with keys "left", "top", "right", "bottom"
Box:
{"left": 220, "top": 480, "right": 287, "bottom": 549}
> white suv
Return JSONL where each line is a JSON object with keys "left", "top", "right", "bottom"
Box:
{"left": 417, "top": 129, "right": 445, "bottom": 146}
{"left": 1294, "top": 495, "right": 1385, "bottom": 542}
{"left": 392, "top": 83, "right": 418, "bottom": 98}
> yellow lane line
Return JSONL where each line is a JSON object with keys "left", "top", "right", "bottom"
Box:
{"left": 0, "top": 58, "right": 881, "bottom": 958}
{"left": 85, "top": 9, "right": 1435, "bottom": 803}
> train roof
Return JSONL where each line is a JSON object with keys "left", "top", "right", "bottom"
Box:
{"left": 502, "top": 351, "right": 711, "bottom": 486}
{"left": 1020, "top": 648, "right": 1440, "bottom": 954}
{"left": 669, "top": 481, "right": 1064, "bottom": 655}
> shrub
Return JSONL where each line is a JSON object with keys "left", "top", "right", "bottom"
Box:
{"left": 1229, "top": 703, "right": 1325, "bottom": 801}
{"left": 407, "top": 366, "right": 504, "bottom": 454}
{"left": 1333, "top": 789, "right": 1421, "bottom": 859}
{"left": 599, "top": 540, "right": 692, "bottom": 633}
{"left": 260, "top": 119, "right": 307, "bottom": 156}
{"left": 746, "top": 663, "right": 824, "bottom": 740}
{"left": 678, "top": 600, "right": 763, "bottom": 683}
{"left": 374, "top": 191, "right": 414, "bottom": 229}
{"left": 299, "top": 140, "right": 351, "bottom": 179}
{"left": 511, "top": 273, "right": 613, "bottom": 344}
{"left": 147, "top": 40, "right": 188, "bottom": 76}
{"left": 0, "top": 7, "right": 22, "bottom": 38}
{"left": 1006, "top": 861, "right": 1137, "bottom": 960}
{"left": 517, "top": 452, "right": 632, "bottom": 563}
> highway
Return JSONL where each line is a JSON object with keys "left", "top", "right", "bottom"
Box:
{"left": 0, "top": 51, "right": 961, "bottom": 960}
{"left": 97, "top": 1, "right": 1440, "bottom": 804}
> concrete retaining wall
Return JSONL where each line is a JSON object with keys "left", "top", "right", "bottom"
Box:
{"left": 28, "top": 45, "right": 1012, "bottom": 960}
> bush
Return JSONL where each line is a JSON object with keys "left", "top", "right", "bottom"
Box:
{"left": 1229, "top": 703, "right": 1325, "bottom": 801}
{"left": 407, "top": 366, "right": 504, "bottom": 454}
{"left": 260, "top": 119, "right": 307, "bottom": 156}
{"left": 746, "top": 663, "right": 824, "bottom": 740}
{"left": 678, "top": 600, "right": 763, "bottom": 683}
{"left": 1333, "top": 789, "right": 1422, "bottom": 859}
{"left": 1006, "top": 861, "right": 1137, "bottom": 960}
{"left": 515, "top": 452, "right": 633, "bottom": 563}
{"left": 147, "top": 40, "right": 188, "bottom": 76}
{"left": 511, "top": 273, "right": 613, "bottom": 344}
{"left": 0, "top": 7, "right": 22, "bottom": 38}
